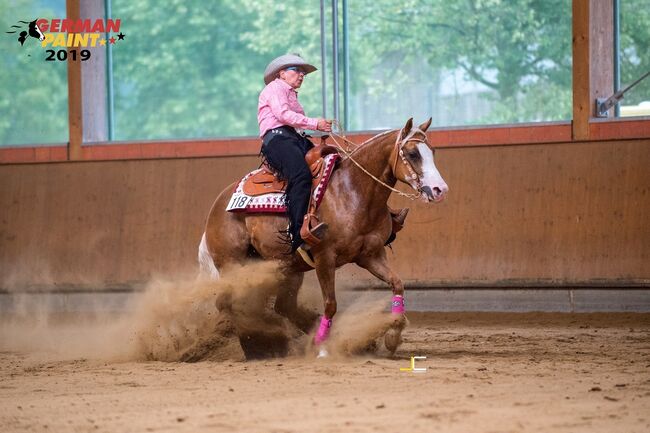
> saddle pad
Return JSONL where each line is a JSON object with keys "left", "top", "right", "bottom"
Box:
{"left": 226, "top": 153, "right": 340, "bottom": 214}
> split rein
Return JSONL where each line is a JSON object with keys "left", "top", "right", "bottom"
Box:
{"left": 327, "top": 120, "right": 423, "bottom": 201}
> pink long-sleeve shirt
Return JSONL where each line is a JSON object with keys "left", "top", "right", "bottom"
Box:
{"left": 258, "top": 78, "right": 319, "bottom": 137}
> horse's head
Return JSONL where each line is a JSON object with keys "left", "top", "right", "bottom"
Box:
{"left": 390, "top": 118, "right": 449, "bottom": 203}
{"left": 29, "top": 20, "right": 45, "bottom": 41}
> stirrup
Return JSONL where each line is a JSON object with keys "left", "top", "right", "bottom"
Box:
{"left": 296, "top": 245, "right": 316, "bottom": 268}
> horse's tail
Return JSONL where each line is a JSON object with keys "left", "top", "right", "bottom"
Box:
{"left": 198, "top": 232, "right": 220, "bottom": 279}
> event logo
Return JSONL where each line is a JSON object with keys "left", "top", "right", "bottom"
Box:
{"left": 400, "top": 356, "right": 427, "bottom": 373}
{"left": 5, "top": 19, "right": 44, "bottom": 45}
{"left": 5, "top": 18, "right": 125, "bottom": 61}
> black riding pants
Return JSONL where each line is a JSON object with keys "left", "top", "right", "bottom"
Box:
{"left": 261, "top": 126, "right": 314, "bottom": 250}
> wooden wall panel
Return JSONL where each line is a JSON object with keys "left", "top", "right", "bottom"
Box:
{"left": 372, "top": 139, "right": 650, "bottom": 285}
{"left": 0, "top": 156, "right": 257, "bottom": 288}
{"left": 1, "top": 139, "right": 649, "bottom": 289}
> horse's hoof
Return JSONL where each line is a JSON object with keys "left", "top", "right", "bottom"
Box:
{"left": 384, "top": 328, "right": 402, "bottom": 354}
{"left": 317, "top": 347, "right": 329, "bottom": 358}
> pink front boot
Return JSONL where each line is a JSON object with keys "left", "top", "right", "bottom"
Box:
{"left": 391, "top": 295, "right": 405, "bottom": 314}
{"left": 314, "top": 316, "right": 332, "bottom": 358}
{"left": 386, "top": 295, "right": 406, "bottom": 353}
{"left": 314, "top": 316, "right": 332, "bottom": 345}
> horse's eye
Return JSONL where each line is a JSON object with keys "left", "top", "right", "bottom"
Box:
{"left": 406, "top": 150, "right": 420, "bottom": 160}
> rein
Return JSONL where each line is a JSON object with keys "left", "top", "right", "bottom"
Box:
{"left": 328, "top": 121, "right": 423, "bottom": 200}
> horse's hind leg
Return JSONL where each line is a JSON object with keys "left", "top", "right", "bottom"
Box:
{"left": 203, "top": 198, "right": 250, "bottom": 274}
{"left": 274, "top": 272, "right": 319, "bottom": 334}
{"left": 204, "top": 212, "right": 289, "bottom": 359}
{"left": 201, "top": 201, "right": 250, "bottom": 314}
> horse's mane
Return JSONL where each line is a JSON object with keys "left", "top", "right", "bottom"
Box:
{"left": 353, "top": 125, "right": 425, "bottom": 150}
{"left": 336, "top": 128, "right": 397, "bottom": 160}
{"left": 335, "top": 124, "right": 427, "bottom": 165}
{"left": 358, "top": 128, "right": 397, "bottom": 147}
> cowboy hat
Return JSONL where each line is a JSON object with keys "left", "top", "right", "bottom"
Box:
{"left": 264, "top": 54, "right": 317, "bottom": 85}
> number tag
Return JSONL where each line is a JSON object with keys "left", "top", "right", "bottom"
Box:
{"left": 226, "top": 194, "right": 251, "bottom": 211}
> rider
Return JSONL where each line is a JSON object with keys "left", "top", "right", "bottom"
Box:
{"left": 258, "top": 53, "right": 332, "bottom": 252}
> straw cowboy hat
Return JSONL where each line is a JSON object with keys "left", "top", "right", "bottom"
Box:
{"left": 264, "top": 54, "right": 317, "bottom": 85}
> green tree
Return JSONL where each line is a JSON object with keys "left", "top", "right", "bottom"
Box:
{"left": 102, "top": 0, "right": 650, "bottom": 139}
{"left": 621, "top": 0, "right": 650, "bottom": 105}
{"left": 6, "top": 0, "right": 647, "bottom": 145}
{"left": 348, "top": 0, "right": 573, "bottom": 124}
{"left": 0, "top": 0, "right": 68, "bottom": 146}
{"left": 111, "top": 0, "right": 323, "bottom": 140}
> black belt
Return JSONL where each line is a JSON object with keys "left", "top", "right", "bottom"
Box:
{"left": 262, "top": 125, "right": 304, "bottom": 146}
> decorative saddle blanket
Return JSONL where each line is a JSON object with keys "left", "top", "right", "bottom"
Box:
{"left": 226, "top": 153, "right": 340, "bottom": 214}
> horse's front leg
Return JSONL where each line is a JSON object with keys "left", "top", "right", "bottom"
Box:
{"left": 314, "top": 255, "right": 337, "bottom": 357}
{"left": 357, "top": 249, "right": 407, "bottom": 354}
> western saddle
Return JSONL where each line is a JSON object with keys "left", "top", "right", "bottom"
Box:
{"left": 242, "top": 136, "right": 339, "bottom": 247}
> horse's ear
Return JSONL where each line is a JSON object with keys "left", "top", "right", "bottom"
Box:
{"left": 399, "top": 118, "right": 413, "bottom": 140}
{"left": 418, "top": 117, "right": 432, "bottom": 132}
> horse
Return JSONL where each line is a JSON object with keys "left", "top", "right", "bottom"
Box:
{"left": 198, "top": 117, "right": 448, "bottom": 357}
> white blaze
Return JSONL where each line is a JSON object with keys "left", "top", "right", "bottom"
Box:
{"left": 416, "top": 142, "right": 448, "bottom": 198}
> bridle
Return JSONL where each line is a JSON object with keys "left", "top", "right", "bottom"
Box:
{"left": 329, "top": 124, "right": 427, "bottom": 200}
{"left": 391, "top": 127, "right": 428, "bottom": 194}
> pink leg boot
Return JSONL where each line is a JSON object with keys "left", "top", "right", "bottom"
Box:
{"left": 314, "top": 316, "right": 332, "bottom": 345}
{"left": 391, "top": 295, "right": 405, "bottom": 314}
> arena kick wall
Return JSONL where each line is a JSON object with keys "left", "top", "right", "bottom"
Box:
{"left": 1, "top": 123, "right": 649, "bottom": 290}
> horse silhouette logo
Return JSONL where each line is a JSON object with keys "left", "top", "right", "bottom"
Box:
{"left": 6, "top": 19, "right": 45, "bottom": 45}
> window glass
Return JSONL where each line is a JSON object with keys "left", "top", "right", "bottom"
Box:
{"left": 619, "top": 0, "right": 650, "bottom": 117}
{"left": 110, "top": 0, "right": 324, "bottom": 140}
{"left": 345, "top": 0, "right": 572, "bottom": 130}
{"left": 0, "top": 0, "right": 68, "bottom": 146}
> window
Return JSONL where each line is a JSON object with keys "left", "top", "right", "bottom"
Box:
{"left": 343, "top": 0, "right": 572, "bottom": 131}
{"left": 109, "top": 0, "right": 324, "bottom": 141}
{"left": 3, "top": 0, "right": 644, "bottom": 151}
{"left": 618, "top": 0, "right": 650, "bottom": 117}
{"left": 0, "top": 0, "right": 68, "bottom": 146}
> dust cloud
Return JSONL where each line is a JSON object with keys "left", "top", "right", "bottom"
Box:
{"left": 0, "top": 262, "right": 401, "bottom": 362}
{"left": 326, "top": 298, "right": 405, "bottom": 357}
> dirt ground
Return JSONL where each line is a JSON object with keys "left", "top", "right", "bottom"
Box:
{"left": 1, "top": 311, "right": 649, "bottom": 433}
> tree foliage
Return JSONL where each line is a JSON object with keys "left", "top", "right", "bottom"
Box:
{"left": 347, "top": 0, "right": 573, "bottom": 125}
{"left": 1, "top": 0, "right": 649, "bottom": 145}
{"left": 621, "top": 0, "right": 650, "bottom": 105}
{"left": 0, "top": 0, "right": 68, "bottom": 146}
{"left": 111, "top": 0, "right": 323, "bottom": 140}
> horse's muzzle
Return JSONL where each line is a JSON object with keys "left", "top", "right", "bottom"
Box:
{"left": 421, "top": 185, "right": 448, "bottom": 203}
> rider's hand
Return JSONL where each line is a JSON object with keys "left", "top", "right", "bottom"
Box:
{"left": 317, "top": 118, "right": 332, "bottom": 132}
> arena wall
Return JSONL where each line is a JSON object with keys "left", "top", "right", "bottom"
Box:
{"left": 1, "top": 136, "right": 648, "bottom": 290}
